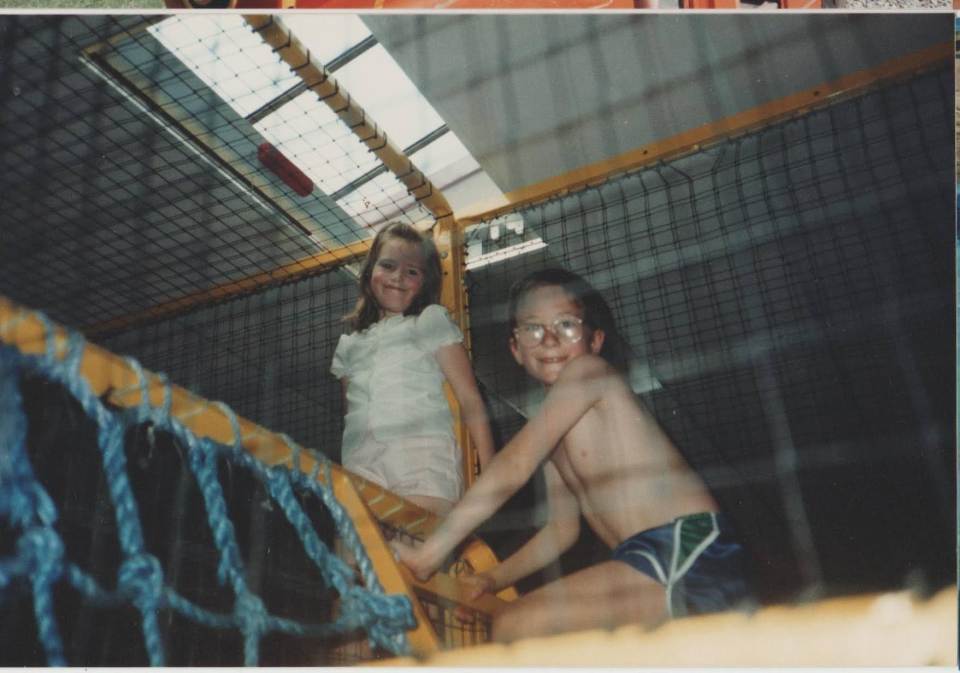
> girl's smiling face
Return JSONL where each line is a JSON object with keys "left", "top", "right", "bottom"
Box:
{"left": 509, "top": 284, "right": 605, "bottom": 386}
{"left": 370, "top": 237, "right": 426, "bottom": 318}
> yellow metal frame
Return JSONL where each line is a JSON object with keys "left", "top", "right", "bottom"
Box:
{"left": 0, "top": 294, "right": 513, "bottom": 656}
{"left": 433, "top": 219, "right": 481, "bottom": 490}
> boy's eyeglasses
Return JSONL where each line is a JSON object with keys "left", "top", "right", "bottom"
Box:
{"left": 513, "top": 316, "right": 584, "bottom": 347}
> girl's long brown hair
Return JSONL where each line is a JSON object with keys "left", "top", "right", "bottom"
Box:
{"left": 344, "top": 222, "right": 443, "bottom": 332}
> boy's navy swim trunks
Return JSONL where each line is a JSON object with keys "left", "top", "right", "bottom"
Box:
{"left": 611, "top": 511, "right": 753, "bottom": 618}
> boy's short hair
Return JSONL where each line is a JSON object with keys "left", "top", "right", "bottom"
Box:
{"left": 507, "top": 268, "right": 629, "bottom": 373}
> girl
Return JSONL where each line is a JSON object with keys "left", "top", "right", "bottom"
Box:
{"left": 330, "top": 222, "right": 494, "bottom": 516}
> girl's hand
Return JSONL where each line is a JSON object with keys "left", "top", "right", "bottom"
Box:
{"left": 391, "top": 539, "right": 439, "bottom": 582}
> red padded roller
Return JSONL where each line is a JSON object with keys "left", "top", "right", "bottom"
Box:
{"left": 257, "top": 142, "right": 314, "bottom": 197}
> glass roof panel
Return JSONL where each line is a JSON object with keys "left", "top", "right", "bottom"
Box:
{"left": 254, "top": 91, "right": 379, "bottom": 196}
{"left": 336, "top": 169, "right": 426, "bottom": 231}
{"left": 282, "top": 14, "right": 373, "bottom": 67}
{"left": 149, "top": 15, "right": 300, "bottom": 118}
{"left": 334, "top": 44, "right": 445, "bottom": 151}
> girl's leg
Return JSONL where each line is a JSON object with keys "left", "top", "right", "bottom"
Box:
{"left": 491, "top": 560, "right": 668, "bottom": 643}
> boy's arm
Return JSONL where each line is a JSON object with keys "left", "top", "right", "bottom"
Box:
{"left": 482, "top": 462, "right": 581, "bottom": 592}
{"left": 436, "top": 343, "right": 495, "bottom": 469}
{"left": 401, "top": 354, "right": 612, "bottom": 580}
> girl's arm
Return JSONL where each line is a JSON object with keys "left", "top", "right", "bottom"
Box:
{"left": 436, "top": 343, "right": 495, "bottom": 469}
{"left": 339, "top": 377, "right": 349, "bottom": 413}
{"left": 481, "top": 462, "right": 580, "bottom": 592}
{"left": 396, "top": 353, "right": 612, "bottom": 580}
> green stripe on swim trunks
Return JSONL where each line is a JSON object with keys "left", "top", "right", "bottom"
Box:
{"left": 674, "top": 513, "right": 718, "bottom": 576}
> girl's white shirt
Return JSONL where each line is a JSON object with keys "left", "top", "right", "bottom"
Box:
{"left": 330, "top": 304, "right": 463, "bottom": 456}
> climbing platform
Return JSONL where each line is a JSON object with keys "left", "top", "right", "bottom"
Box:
{"left": 0, "top": 294, "right": 512, "bottom": 665}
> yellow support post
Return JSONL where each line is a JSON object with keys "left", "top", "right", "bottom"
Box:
{"left": 433, "top": 217, "right": 480, "bottom": 490}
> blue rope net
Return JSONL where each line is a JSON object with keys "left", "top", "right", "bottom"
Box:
{"left": 0, "top": 310, "right": 415, "bottom": 666}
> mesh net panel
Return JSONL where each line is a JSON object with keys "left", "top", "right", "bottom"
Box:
{"left": 1, "top": 368, "right": 404, "bottom": 666}
{"left": 101, "top": 271, "right": 357, "bottom": 462}
{"left": 0, "top": 14, "right": 430, "bottom": 335}
{"left": 0, "top": 14, "right": 440, "bottom": 665}
{"left": 466, "top": 66, "right": 956, "bottom": 602}
{"left": 0, "top": 13, "right": 440, "bottom": 463}
{"left": 0, "top": 11, "right": 956, "bottom": 665}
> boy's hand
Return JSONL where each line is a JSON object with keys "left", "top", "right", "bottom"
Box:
{"left": 460, "top": 571, "right": 497, "bottom": 601}
{"left": 391, "top": 539, "right": 439, "bottom": 582}
{"left": 453, "top": 571, "right": 497, "bottom": 623}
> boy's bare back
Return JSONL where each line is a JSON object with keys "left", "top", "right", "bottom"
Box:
{"left": 542, "top": 353, "right": 719, "bottom": 549}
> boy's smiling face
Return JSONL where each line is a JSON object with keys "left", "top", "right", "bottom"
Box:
{"left": 510, "top": 284, "right": 605, "bottom": 386}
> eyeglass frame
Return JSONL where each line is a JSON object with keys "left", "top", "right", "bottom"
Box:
{"left": 511, "top": 315, "right": 587, "bottom": 347}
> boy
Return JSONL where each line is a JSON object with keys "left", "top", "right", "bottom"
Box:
{"left": 394, "top": 268, "right": 751, "bottom": 642}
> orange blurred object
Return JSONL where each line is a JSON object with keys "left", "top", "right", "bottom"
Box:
{"left": 680, "top": 0, "right": 820, "bottom": 6}
{"left": 164, "top": 0, "right": 823, "bottom": 7}
{"left": 164, "top": 0, "right": 640, "bottom": 8}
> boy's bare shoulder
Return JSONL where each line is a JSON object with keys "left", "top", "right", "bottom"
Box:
{"left": 560, "top": 354, "right": 641, "bottom": 409}
{"left": 555, "top": 354, "right": 627, "bottom": 397}
{"left": 557, "top": 352, "right": 611, "bottom": 380}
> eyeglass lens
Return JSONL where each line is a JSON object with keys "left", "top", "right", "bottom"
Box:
{"left": 517, "top": 317, "right": 582, "bottom": 345}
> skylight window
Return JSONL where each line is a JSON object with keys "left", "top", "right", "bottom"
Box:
{"left": 334, "top": 45, "right": 445, "bottom": 150}
{"left": 336, "top": 169, "right": 425, "bottom": 229}
{"left": 281, "top": 14, "right": 374, "bottom": 66}
{"left": 411, "top": 133, "right": 481, "bottom": 192}
{"left": 146, "top": 13, "right": 504, "bottom": 236}
{"left": 254, "top": 91, "right": 379, "bottom": 195}
{"left": 149, "top": 15, "right": 299, "bottom": 118}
